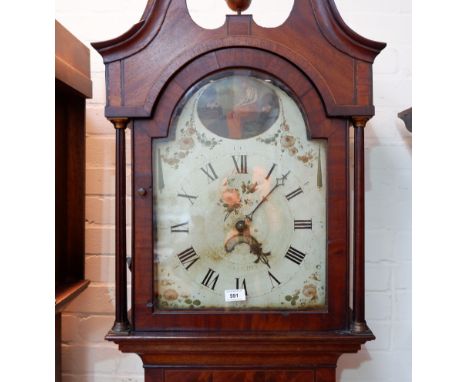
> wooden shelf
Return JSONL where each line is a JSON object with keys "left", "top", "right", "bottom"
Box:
{"left": 55, "top": 279, "right": 90, "bottom": 313}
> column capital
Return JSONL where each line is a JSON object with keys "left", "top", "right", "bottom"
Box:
{"left": 351, "top": 116, "right": 371, "bottom": 129}
{"left": 109, "top": 117, "right": 130, "bottom": 130}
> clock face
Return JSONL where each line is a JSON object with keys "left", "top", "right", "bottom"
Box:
{"left": 153, "top": 70, "right": 327, "bottom": 310}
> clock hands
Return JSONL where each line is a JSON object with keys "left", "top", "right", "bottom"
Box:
{"left": 223, "top": 170, "right": 291, "bottom": 268}
{"left": 245, "top": 171, "right": 290, "bottom": 221}
{"left": 224, "top": 221, "right": 271, "bottom": 268}
{"left": 224, "top": 234, "right": 271, "bottom": 268}
{"left": 249, "top": 239, "right": 272, "bottom": 268}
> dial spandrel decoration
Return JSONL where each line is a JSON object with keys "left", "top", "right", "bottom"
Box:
{"left": 153, "top": 70, "right": 327, "bottom": 310}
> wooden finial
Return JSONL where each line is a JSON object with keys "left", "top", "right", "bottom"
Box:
{"left": 226, "top": 0, "right": 252, "bottom": 14}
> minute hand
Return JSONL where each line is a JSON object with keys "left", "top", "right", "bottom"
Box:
{"left": 245, "top": 171, "right": 290, "bottom": 221}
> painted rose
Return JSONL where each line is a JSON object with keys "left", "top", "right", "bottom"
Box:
{"left": 163, "top": 157, "right": 180, "bottom": 166}
{"left": 242, "top": 181, "right": 258, "bottom": 194}
{"left": 302, "top": 284, "right": 317, "bottom": 300}
{"left": 178, "top": 136, "right": 195, "bottom": 150}
{"left": 288, "top": 147, "right": 298, "bottom": 156}
{"left": 186, "top": 127, "right": 196, "bottom": 135}
{"left": 298, "top": 153, "right": 313, "bottom": 164}
{"left": 281, "top": 135, "right": 296, "bottom": 148}
{"left": 222, "top": 188, "right": 241, "bottom": 210}
{"left": 163, "top": 288, "right": 179, "bottom": 301}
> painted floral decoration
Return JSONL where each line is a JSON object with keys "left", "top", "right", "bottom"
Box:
{"left": 160, "top": 94, "right": 222, "bottom": 169}
{"left": 302, "top": 284, "right": 318, "bottom": 300}
{"left": 257, "top": 95, "right": 319, "bottom": 168}
{"left": 221, "top": 188, "right": 242, "bottom": 213}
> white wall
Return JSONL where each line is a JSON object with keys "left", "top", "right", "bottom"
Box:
{"left": 56, "top": 1, "right": 412, "bottom": 381}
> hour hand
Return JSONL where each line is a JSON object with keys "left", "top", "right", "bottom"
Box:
{"left": 249, "top": 240, "right": 271, "bottom": 268}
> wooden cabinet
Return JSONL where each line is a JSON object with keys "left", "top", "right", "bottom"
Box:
{"left": 55, "top": 20, "right": 92, "bottom": 382}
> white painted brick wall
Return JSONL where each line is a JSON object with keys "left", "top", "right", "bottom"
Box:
{"left": 56, "top": 1, "right": 412, "bottom": 380}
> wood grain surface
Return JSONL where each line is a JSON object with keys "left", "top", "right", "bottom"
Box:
{"left": 92, "top": 0, "right": 385, "bottom": 380}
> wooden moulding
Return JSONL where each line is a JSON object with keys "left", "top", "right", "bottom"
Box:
{"left": 107, "top": 331, "right": 375, "bottom": 368}
{"left": 55, "top": 20, "right": 92, "bottom": 98}
{"left": 91, "top": 0, "right": 385, "bottom": 118}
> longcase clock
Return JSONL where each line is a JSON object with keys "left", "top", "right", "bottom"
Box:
{"left": 92, "top": 1, "right": 385, "bottom": 381}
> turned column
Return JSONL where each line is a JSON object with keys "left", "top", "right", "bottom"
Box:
{"left": 109, "top": 117, "right": 131, "bottom": 333}
{"left": 351, "top": 116, "right": 370, "bottom": 333}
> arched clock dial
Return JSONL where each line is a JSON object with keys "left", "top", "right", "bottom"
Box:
{"left": 153, "top": 70, "right": 327, "bottom": 310}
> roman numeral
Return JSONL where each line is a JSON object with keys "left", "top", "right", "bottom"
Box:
{"left": 201, "top": 268, "right": 219, "bottom": 290}
{"left": 232, "top": 155, "right": 247, "bottom": 174}
{"left": 285, "top": 246, "right": 307, "bottom": 265}
{"left": 285, "top": 187, "right": 303, "bottom": 201}
{"left": 267, "top": 271, "right": 281, "bottom": 289}
{"left": 177, "top": 247, "right": 199, "bottom": 270}
{"left": 201, "top": 163, "right": 218, "bottom": 182}
{"left": 171, "top": 222, "right": 189, "bottom": 233}
{"left": 266, "top": 164, "right": 276, "bottom": 180}
{"left": 294, "top": 219, "right": 312, "bottom": 230}
{"left": 236, "top": 277, "right": 248, "bottom": 296}
{"left": 177, "top": 188, "right": 198, "bottom": 205}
